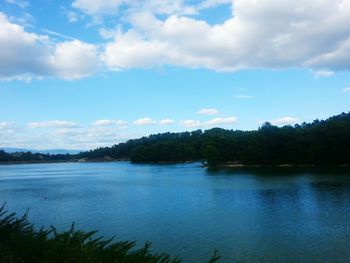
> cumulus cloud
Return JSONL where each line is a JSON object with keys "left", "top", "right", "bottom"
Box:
{"left": 92, "top": 119, "right": 127, "bottom": 126}
{"left": 159, "top": 118, "right": 175, "bottom": 125}
{"left": 205, "top": 117, "right": 237, "bottom": 126}
{"left": 268, "top": 117, "right": 299, "bottom": 126}
{"left": 342, "top": 87, "right": 350, "bottom": 93}
{"left": 182, "top": 120, "right": 202, "bottom": 128}
{"left": 134, "top": 118, "right": 157, "bottom": 125}
{"left": 99, "top": 27, "right": 120, "bottom": 39}
{"left": 48, "top": 40, "right": 99, "bottom": 79}
{"left": 181, "top": 117, "right": 238, "bottom": 128}
{"left": 0, "top": 12, "right": 99, "bottom": 80}
{"left": 3, "top": 1, "right": 350, "bottom": 81}
{"left": 28, "top": 120, "right": 78, "bottom": 129}
{"left": 103, "top": 0, "right": 350, "bottom": 72}
{"left": 182, "top": 116, "right": 238, "bottom": 128}
{"left": 197, "top": 108, "right": 219, "bottom": 115}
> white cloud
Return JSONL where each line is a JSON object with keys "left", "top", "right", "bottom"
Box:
{"left": 5, "top": 0, "right": 29, "bottom": 8}
{"left": 313, "top": 69, "right": 335, "bottom": 78}
{"left": 72, "top": 0, "right": 196, "bottom": 16}
{"left": 0, "top": 13, "right": 99, "bottom": 80}
{"left": 0, "top": 127, "right": 25, "bottom": 148}
{"left": 182, "top": 120, "right": 202, "bottom": 128}
{"left": 134, "top": 118, "right": 157, "bottom": 125}
{"left": 103, "top": 0, "right": 350, "bottom": 72}
{"left": 1, "top": 121, "right": 132, "bottom": 150}
{"left": 0, "top": 121, "right": 17, "bottom": 136}
{"left": 103, "top": 30, "right": 169, "bottom": 70}
{"left": 268, "top": 117, "right": 299, "bottom": 126}
{"left": 0, "top": 121, "right": 15, "bottom": 130}
{"left": 72, "top": 0, "right": 126, "bottom": 16}
{"left": 342, "top": 87, "right": 350, "bottom": 93}
{"left": 205, "top": 117, "right": 237, "bottom": 126}
{"left": 306, "top": 38, "right": 350, "bottom": 71}
{"left": 99, "top": 27, "right": 119, "bottom": 39}
{"left": 0, "top": 12, "right": 49, "bottom": 80}
{"left": 52, "top": 127, "right": 131, "bottom": 149}
{"left": 7, "top": 12, "right": 34, "bottom": 28}
{"left": 49, "top": 40, "right": 99, "bottom": 80}
{"left": 44, "top": 126, "right": 130, "bottom": 150}
{"left": 197, "top": 0, "right": 231, "bottom": 10}
{"left": 197, "top": 108, "right": 219, "bottom": 115}
{"left": 42, "top": 29, "right": 75, "bottom": 41}
{"left": 92, "top": 119, "right": 127, "bottom": 127}
{"left": 28, "top": 120, "right": 78, "bottom": 129}
{"left": 67, "top": 11, "right": 82, "bottom": 23}
{"left": 3, "top": 0, "right": 350, "bottom": 80}
{"left": 135, "top": 0, "right": 196, "bottom": 16}
{"left": 159, "top": 118, "right": 175, "bottom": 125}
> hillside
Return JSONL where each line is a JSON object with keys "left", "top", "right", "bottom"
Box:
{"left": 78, "top": 112, "right": 350, "bottom": 166}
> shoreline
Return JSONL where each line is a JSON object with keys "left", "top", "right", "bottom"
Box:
{"left": 1, "top": 159, "right": 349, "bottom": 169}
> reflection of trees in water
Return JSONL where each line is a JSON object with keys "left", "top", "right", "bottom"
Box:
{"left": 209, "top": 174, "right": 350, "bottom": 262}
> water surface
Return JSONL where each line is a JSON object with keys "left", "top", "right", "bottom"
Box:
{"left": 1, "top": 162, "right": 350, "bottom": 262}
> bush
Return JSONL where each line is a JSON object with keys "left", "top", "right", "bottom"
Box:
{"left": 0, "top": 204, "right": 221, "bottom": 263}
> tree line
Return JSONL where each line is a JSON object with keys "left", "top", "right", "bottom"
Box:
{"left": 1, "top": 111, "right": 349, "bottom": 166}
{"left": 79, "top": 111, "right": 350, "bottom": 165}
{"left": 0, "top": 151, "right": 72, "bottom": 163}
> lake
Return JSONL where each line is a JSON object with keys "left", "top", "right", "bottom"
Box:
{"left": 1, "top": 162, "right": 350, "bottom": 262}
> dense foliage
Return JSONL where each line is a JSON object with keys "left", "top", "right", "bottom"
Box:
{"left": 80, "top": 112, "right": 350, "bottom": 165}
{"left": 0, "top": 204, "right": 220, "bottom": 263}
{"left": 1, "top": 112, "right": 349, "bottom": 165}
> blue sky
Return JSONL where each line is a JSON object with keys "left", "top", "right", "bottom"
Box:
{"left": 0, "top": 0, "right": 349, "bottom": 150}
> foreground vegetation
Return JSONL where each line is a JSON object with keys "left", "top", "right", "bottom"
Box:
{"left": 0, "top": 204, "right": 220, "bottom": 263}
{"left": 0, "top": 111, "right": 349, "bottom": 166}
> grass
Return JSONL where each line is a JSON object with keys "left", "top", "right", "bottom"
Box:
{"left": 0, "top": 204, "right": 221, "bottom": 263}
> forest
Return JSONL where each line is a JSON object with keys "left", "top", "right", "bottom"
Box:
{"left": 1, "top": 111, "right": 349, "bottom": 166}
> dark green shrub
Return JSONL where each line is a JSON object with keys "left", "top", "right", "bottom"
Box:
{"left": 0, "top": 204, "right": 220, "bottom": 263}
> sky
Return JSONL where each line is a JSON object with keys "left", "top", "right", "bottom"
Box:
{"left": 0, "top": 0, "right": 349, "bottom": 150}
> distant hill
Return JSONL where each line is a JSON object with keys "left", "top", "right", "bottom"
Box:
{"left": 0, "top": 148, "right": 81, "bottom": 155}
{"left": 0, "top": 148, "right": 29, "bottom": 153}
{"left": 35, "top": 149, "right": 82, "bottom": 155}
{"left": 79, "top": 111, "right": 350, "bottom": 166}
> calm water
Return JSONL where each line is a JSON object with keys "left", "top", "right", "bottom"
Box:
{"left": 1, "top": 162, "right": 350, "bottom": 262}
